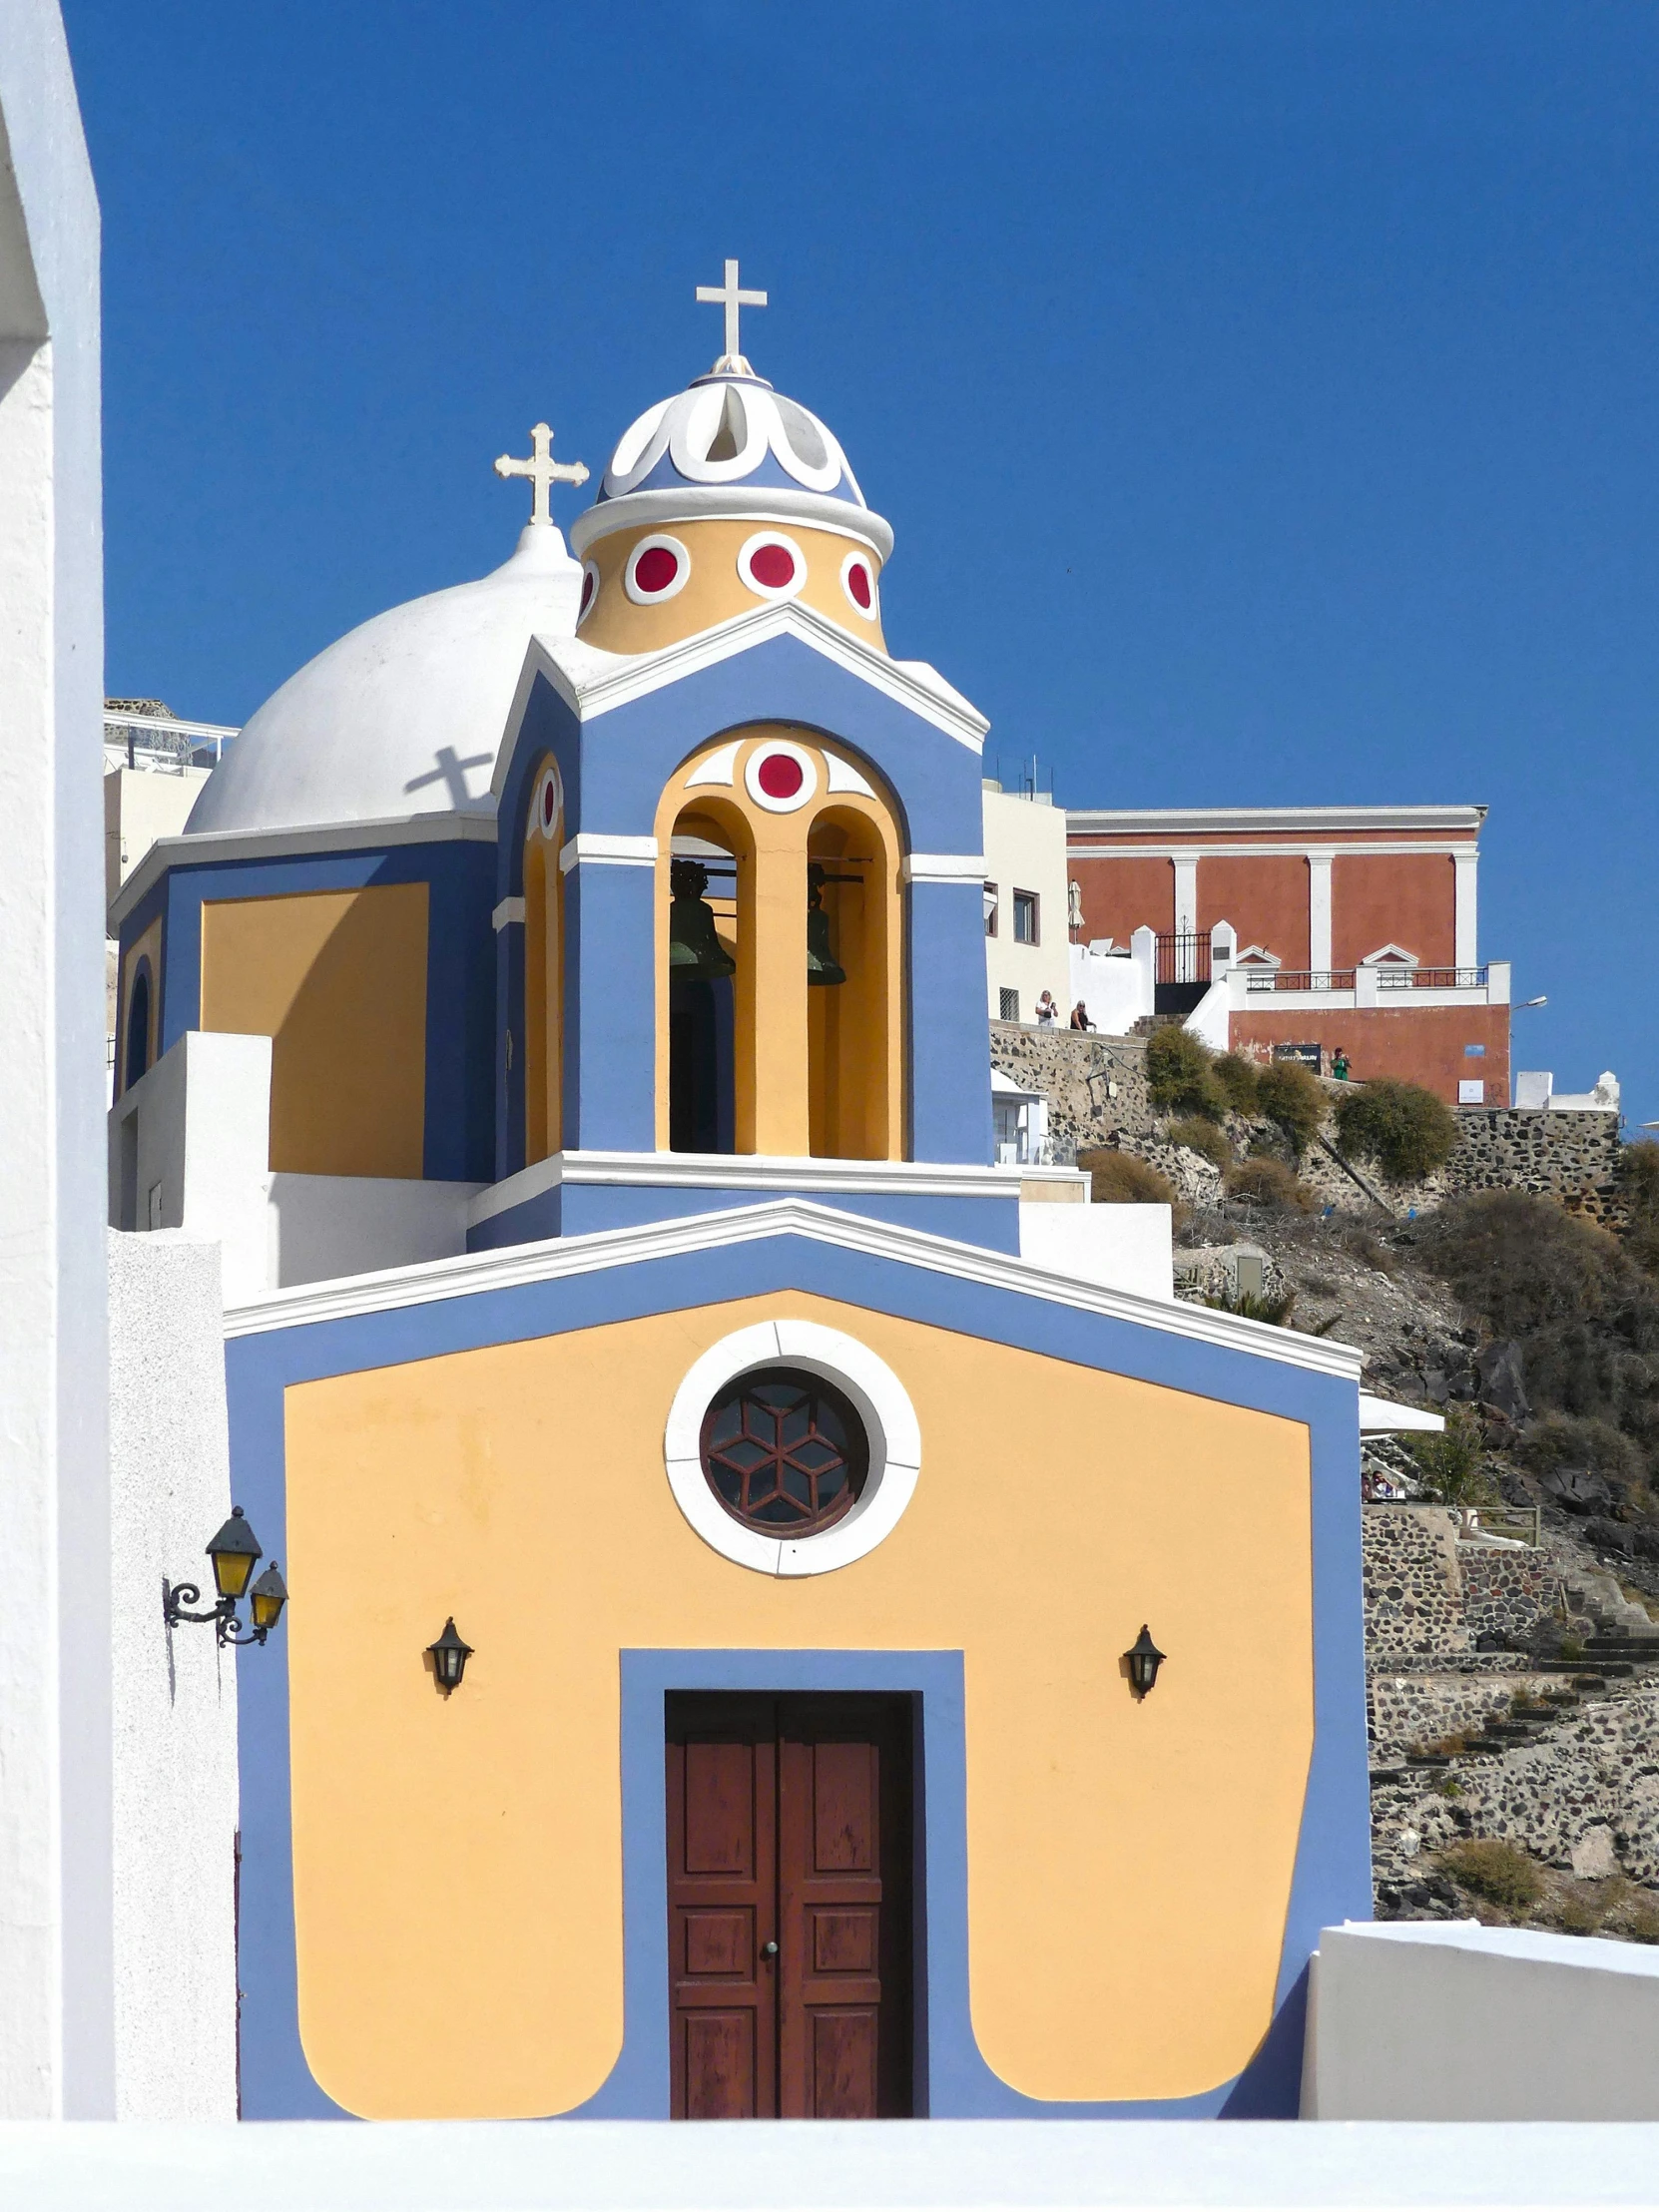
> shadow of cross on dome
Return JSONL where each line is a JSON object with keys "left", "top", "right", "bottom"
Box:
{"left": 404, "top": 744, "right": 494, "bottom": 809}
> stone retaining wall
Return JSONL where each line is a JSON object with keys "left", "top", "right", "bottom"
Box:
{"left": 1460, "top": 1544, "right": 1557, "bottom": 1647}
{"left": 989, "top": 1026, "right": 1626, "bottom": 1223}
{"left": 1368, "top": 1671, "right": 1560, "bottom": 1759}
{"left": 1364, "top": 1506, "right": 1469, "bottom": 1656}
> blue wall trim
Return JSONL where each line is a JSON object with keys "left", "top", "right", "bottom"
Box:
{"left": 226, "top": 1226, "right": 1371, "bottom": 2121}
{"left": 467, "top": 1181, "right": 1021, "bottom": 1253}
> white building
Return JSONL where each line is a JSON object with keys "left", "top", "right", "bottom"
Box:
{"left": 981, "top": 779, "right": 1070, "bottom": 1026}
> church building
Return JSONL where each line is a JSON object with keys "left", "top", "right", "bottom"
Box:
{"left": 108, "top": 271, "right": 1374, "bottom": 2122}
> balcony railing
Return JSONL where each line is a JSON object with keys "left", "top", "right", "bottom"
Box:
{"left": 1243, "top": 968, "right": 1356, "bottom": 992}
{"left": 1242, "top": 964, "right": 1488, "bottom": 994}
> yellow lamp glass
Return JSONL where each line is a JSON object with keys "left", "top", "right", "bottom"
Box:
{"left": 206, "top": 1507, "right": 262, "bottom": 1600}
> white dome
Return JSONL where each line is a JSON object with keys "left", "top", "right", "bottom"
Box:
{"left": 186, "top": 525, "right": 583, "bottom": 836}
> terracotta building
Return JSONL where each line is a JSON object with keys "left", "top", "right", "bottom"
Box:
{"left": 1065, "top": 805, "right": 1509, "bottom": 1105}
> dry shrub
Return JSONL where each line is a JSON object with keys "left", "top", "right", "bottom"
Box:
{"left": 1167, "top": 1115, "right": 1231, "bottom": 1172}
{"left": 1548, "top": 1891, "right": 1605, "bottom": 1936}
{"left": 1214, "top": 1052, "right": 1261, "bottom": 1113}
{"left": 1621, "top": 1894, "right": 1659, "bottom": 1944}
{"left": 1438, "top": 1837, "right": 1543, "bottom": 1912}
{"left": 1144, "top": 1025, "right": 1229, "bottom": 1121}
{"left": 1078, "top": 1151, "right": 1176, "bottom": 1208}
{"left": 1335, "top": 1077, "right": 1459, "bottom": 1181}
{"left": 1256, "top": 1059, "right": 1326, "bottom": 1156}
{"left": 1225, "top": 1156, "right": 1315, "bottom": 1213}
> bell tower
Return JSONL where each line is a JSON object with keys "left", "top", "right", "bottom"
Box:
{"left": 483, "top": 275, "right": 1002, "bottom": 1250}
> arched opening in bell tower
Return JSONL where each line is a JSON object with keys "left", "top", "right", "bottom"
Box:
{"left": 522, "top": 761, "right": 564, "bottom": 1162}
{"left": 667, "top": 808, "right": 745, "bottom": 1154}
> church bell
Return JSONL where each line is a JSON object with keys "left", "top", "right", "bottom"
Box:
{"left": 806, "top": 861, "right": 848, "bottom": 988}
{"left": 668, "top": 858, "right": 737, "bottom": 980}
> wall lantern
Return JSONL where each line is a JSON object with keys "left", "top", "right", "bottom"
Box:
{"left": 426, "top": 1618, "right": 474, "bottom": 1695}
{"left": 164, "top": 1506, "right": 288, "bottom": 1648}
{"left": 1124, "top": 1624, "right": 1166, "bottom": 1698}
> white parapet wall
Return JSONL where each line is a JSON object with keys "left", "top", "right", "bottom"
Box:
{"left": 1019, "top": 1201, "right": 1175, "bottom": 1302}
{"left": 1305, "top": 1919, "right": 1659, "bottom": 2120}
{"left": 107, "top": 1231, "right": 239, "bottom": 2118}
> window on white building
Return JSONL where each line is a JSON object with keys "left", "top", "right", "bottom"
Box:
{"left": 1012, "top": 890, "right": 1038, "bottom": 945}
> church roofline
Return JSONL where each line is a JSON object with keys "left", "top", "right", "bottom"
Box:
{"left": 493, "top": 600, "right": 988, "bottom": 799}
{"left": 221, "top": 1193, "right": 1365, "bottom": 1382}
{"left": 108, "top": 809, "right": 497, "bottom": 933}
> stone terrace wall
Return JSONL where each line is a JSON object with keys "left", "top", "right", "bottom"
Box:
{"left": 1460, "top": 1544, "right": 1557, "bottom": 1646}
{"left": 1364, "top": 1506, "right": 1469, "bottom": 1656}
{"left": 1443, "top": 1108, "right": 1622, "bottom": 1223}
{"left": 989, "top": 1025, "right": 1156, "bottom": 1164}
{"left": 1368, "top": 1670, "right": 1558, "bottom": 1760}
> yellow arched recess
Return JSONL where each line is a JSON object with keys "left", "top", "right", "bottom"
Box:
{"left": 652, "top": 729, "right": 904, "bottom": 1159}
{"left": 522, "top": 762, "right": 563, "bottom": 1162}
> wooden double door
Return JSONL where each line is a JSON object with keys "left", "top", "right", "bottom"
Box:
{"left": 666, "top": 1693, "right": 913, "bottom": 2119}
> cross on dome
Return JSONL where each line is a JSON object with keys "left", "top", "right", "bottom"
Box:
{"left": 493, "top": 422, "right": 589, "bottom": 527}
{"left": 696, "top": 258, "right": 768, "bottom": 376}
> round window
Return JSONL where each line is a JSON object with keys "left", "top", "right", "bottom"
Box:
{"left": 699, "top": 1367, "right": 869, "bottom": 1536}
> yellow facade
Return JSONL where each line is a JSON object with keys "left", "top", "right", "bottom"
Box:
{"left": 282, "top": 1291, "right": 1314, "bottom": 2119}
{"left": 199, "top": 884, "right": 428, "bottom": 1178}
{"left": 577, "top": 518, "right": 886, "bottom": 656}
{"left": 654, "top": 731, "right": 904, "bottom": 1159}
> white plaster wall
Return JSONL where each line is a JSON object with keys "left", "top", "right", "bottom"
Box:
{"left": 0, "top": 0, "right": 111, "bottom": 2117}
{"left": 106, "top": 1232, "right": 238, "bottom": 2119}
{"left": 110, "top": 1031, "right": 274, "bottom": 1303}
{"left": 1182, "top": 976, "right": 1231, "bottom": 1051}
{"left": 1067, "top": 942, "right": 1152, "bottom": 1035}
{"left": 1305, "top": 1920, "right": 1659, "bottom": 2119}
{"left": 1019, "top": 1202, "right": 1174, "bottom": 1302}
{"left": 269, "top": 1172, "right": 479, "bottom": 1288}
{"left": 103, "top": 763, "right": 208, "bottom": 902}
{"left": 983, "top": 789, "right": 1070, "bottom": 1022}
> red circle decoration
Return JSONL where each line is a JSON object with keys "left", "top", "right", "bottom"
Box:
{"left": 633, "top": 544, "right": 681, "bottom": 596}
{"left": 749, "top": 541, "right": 798, "bottom": 590}
{"left": 757, "top": 753, "right": 805, "bottom": 801}
{"left": 844, "top": 559, "right": 873, "bottom": 611}
{"left": 579, "top": 568, "right": 596, "bottom": 615}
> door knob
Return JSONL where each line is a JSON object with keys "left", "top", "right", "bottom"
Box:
{"left": 761, "top": 1939, "right": 779, "bottom": 1958}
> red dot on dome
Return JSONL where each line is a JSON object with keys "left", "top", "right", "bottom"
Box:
{"left": 845, "top": 561, "right": 872, "bottom": 610}
{"left": 580, "top": 569, "right": 596, "bottom": 613}
{"left": 757, "top": 753, "right": 805, "bottom": 800}
{"left": 749, "top": 542, "right": 797, "bottom": 590}
{"left": 634, "top": 545, "right": 681, "bottom": 595}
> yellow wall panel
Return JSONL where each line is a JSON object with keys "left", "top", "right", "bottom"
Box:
{"left": 283, "top": 1292, "right": 1314, "bottom": 2118}
{"left": 200, "top": 884, "right": 427, "bottom": 1178}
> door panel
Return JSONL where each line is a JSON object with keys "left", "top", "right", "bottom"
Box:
{"left": 666, "top": 1694, "right": 912, "bottom": 2119}
{"left": 667, "top": 1700, "right": 777, "bottom": 2119}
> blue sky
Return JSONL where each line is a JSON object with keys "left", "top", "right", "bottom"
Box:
{"left": 65, "top": 1, "right": 1659, "bottom": 1120}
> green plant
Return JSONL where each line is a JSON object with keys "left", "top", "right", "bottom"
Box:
{"left": 1438, "top": 1837, "right": 1543, "bottom": 1911}
{"left": 1144, "top": 1025, "right": 1230, "bottom": 1121}
{"left": 1409, "top": 1405, "right": 1490, "bottom": 1507}
{"left": 1256, "top": 1059, "right": 1326, "bottom": 1157}
{"left": 1167, "top": 1115, "right": 1232, "bottom": 1171}
{"left": 1433, "top": 1775, "right": 1464, "bottom": 1798}
{"left": 1559, "top": 1633, "right": 1587, "bottom": 1663}
{"left": 1203, "top": 1284, "right": 1299, "bottom": 1327}
{"left": 1224, "top": 1156, "right": 1316, "bottom": 1213}
{"left": 1077, "top": 1150, "right": 1177, "bottom": 1208}
{"left": 1335, "top": 1078, "right": 1459, "bottom": 1182}
{"left": 1213, "top": 1052, "right": 1262, "bottom": 1113}
{"left": 1621, "top": 1894, "right": 1659, "bottom": 1944}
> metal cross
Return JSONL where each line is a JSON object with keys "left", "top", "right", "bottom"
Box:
{"left": 493, "top": 422, "right": 589, "bottom": 527}
{"left": 696, "top": 259, "right": 768, "bottom": 374}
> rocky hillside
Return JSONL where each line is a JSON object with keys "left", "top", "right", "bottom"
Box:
{"left": 996, "top": 1021, "right": 1659, "bottom": 1939}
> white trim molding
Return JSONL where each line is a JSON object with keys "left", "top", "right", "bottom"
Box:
{"left": 497, "top": 601, "right": 988, "bottom": 779}
{"left": 1453, "top": 850, "right": 1479, "bottom": 972}
{"left": 903, "top": 853, "right": 988, "bottom": 885}
{"left": 663, "top": 1320, "right": 921, "bottom": 1577}
{"left": 1067, "top": 805, "right": 1487, "bottom": 836}
{"left": 557, "top": 832, "right": 659, "bottom": 874}
{"left": 1308, "top": 851, "right": 1334, "bottom": 975}
{"left": 224, "top": 1194, "right": 1366, "bottom": 1384}
{"left": 110, "top": 810, "right": 499, "bottom": 933}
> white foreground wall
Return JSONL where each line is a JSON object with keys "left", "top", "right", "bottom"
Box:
{"left": 0, "top": 1, "right": 111, "bottom": 2116}
{"left": 1305, "top": 1919, "right": 1659, "bottom": 2119}
{"left": 1019, "top": 1202, "right": 1174, "bottom": 1302}
{"left": 107, "top": 1234, "right": 238, "bottom": 2119}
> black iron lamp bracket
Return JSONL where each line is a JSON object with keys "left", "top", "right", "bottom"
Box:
{"left": 162, "top": 1580, "right": 274, "bottom": 1647}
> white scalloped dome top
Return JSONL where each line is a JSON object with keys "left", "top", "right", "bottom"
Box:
{"left": 185, "top": 524, "right": 583, "bottom": 837}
